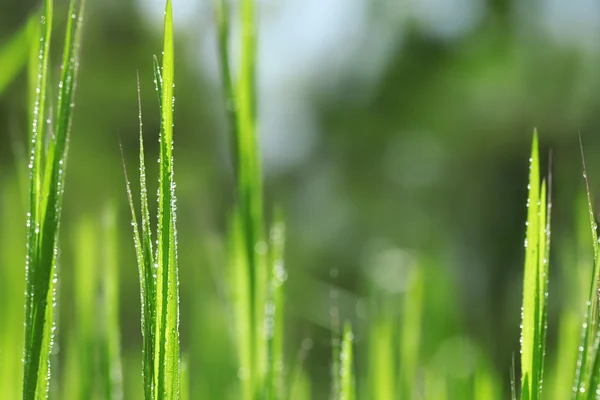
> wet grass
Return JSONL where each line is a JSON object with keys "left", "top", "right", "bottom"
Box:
{"left": 3, "top": 0, "right": 600, "bottom": 399}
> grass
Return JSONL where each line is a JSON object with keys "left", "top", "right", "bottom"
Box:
{"left": 3, "top": 0, "right": 600, "bottom": 399}
{"left": 21, "top": 0, "right": 84, "bottom": 398}
{"left": 123, "top": 1, "right": 180, "bottom": 399}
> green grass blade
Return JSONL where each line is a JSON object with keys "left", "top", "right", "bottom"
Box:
{"left": 399, "top": 266, "right": 424, "bottom": 398}
{"left": 153, "top": 1, "right": 180, "bottom": 397}
{"left": 213, "top": 0, "right": 239, "bottom": 173}
{"left": 339, "top": 322, "right": 355, "bottom": 400}
{"left": 73, "top": 216, "right": 98, "bottom": 399}
{"left": 368, "top": 314, "right": 394, "bottom": 400}
{"left": 22, "top": 0, "right": 86, "bottom": 397}
{"left": 520, "top": 131, "right": 551, "bottom": 400}
{"left": 121, "top": 142, "right": 154, "bottom": 399}
{"left": 573, "top": 136, "right": 600, "bottom": 398}
{"left": 22, "top": 1, "right": 53, "bottom": 392}
{"left": 214, "top": 0, "right": 266, "bottom": 396}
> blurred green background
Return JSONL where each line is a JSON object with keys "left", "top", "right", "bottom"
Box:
{"left": 2, "top": 0, "right": 600, "bottom": 398}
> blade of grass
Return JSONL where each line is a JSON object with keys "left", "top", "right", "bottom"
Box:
{"left": 214, "top": 0, "right": 268, "bottom": 397}
{"left": 520, "top": 131, "right": 551, "bottom": 400}
{"left": 399, "top": 265, "right": 424, "bottom": 399}
{"left": 22, "top": 0, "right": 84, "bottom": 397}
{"left": 0, "top": 179, "right": 27, "bottom": 399}
{"left": 74, "top": 216, "right": 99, "bottom": 399}
{"left": 573, "top": 135, "right": 600, "bottom": 399}
{"left": 368, "top": 313, "right": 395, "bottom": 400}
{"left": 121, "top": 72, "right": 156, "bottom": 399}
{"left": 339, "top": 322, "right": 355, "bottom": 400}
{"left": 153, "top": 1, "right": 180, "bottom": 398}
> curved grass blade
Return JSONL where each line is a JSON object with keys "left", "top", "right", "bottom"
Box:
{"left": 214, "top": 0, "right": 267, "bottom": 396}
{"left": 573, "top": 135, "right": 600, "bottom": 399}
{"left": 121, "top": 73, "right": 156, "bottom": 399}
{"left": 22, "top": 0, "right": 84, "bottom": 397}
{"left": 339, "top": 322, "right": 355, "bottom": 400}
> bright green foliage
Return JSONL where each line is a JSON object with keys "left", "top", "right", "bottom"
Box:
{"left": 213, "top": 0, "right": 287, "bottom": 398}
{"left": 520, "top": 131, "right": 551, "bottom": 400}
{"left": 339, "top": 322, "right": 355, "bottom": 400}
{"left": 123, "top": 1, "right": 180, "bottom": 399}
{"left": 21, "top": 0, "right": 84, "bottom": 398}
{"left": 368, "top": 313, "right": 395, "bottom": 400}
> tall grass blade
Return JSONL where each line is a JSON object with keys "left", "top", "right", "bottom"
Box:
{"left": 520, "top": 130, "right": 551, "bottom": 400}
{"left": 339, "top": 322, "right": 355, "bottom": 400}
{"left": 0, "top": 14, "right": 35, "bottom": 96}
{"left": 153, "top": 1, "right": 180, "bottom": 397}
{"left": 214, "top": 0, "right": 270, "bottom": 397}
{"left": 122, "top": 74, "right": 157, "bottom": 399}
{"left": 573, "top": 135, "right": 600, "bottom": 398}
{"left": 101, "top": 204, "right": 123, "bottom": 400}
{"left": 0, "top": 179, "right": 27, "bottom": 399}
{"left": 73, "top": 216, "right": 98, "bottom": 399}
{"left": 399, "top": 266, "right": 424, "bottom": 398}
{"left": 22, "top": 0, "right": 84, "bottom": 397}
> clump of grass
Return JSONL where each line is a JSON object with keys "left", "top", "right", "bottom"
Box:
{"left": 123, "top": 1, "right": 180, "bottom": 398}
{"left": 21, "top": 0, "right": 84, "bottom": 398}
{"left": 519, "top": 131, "right": 551, "bottom": 400}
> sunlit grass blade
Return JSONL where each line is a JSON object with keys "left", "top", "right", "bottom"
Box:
{"left": 101, "top": 204, "right": 123, "bottom": 400}
{"left": 122, "top": 74, "right": 157, "bottom": 398}
{"left": 572, "top": 135, "right": 600, "bottom": 399}
{"left": 520, "top": 130, "right": 551, "bottom": 400}
{"left": 368, "top": 312, "right": 395, "bottom": 400}
{"left": 152, "top": 1, "right": 180, "bottom": 398}
{"left": 399, "top": 265, "right": 423, "bottom": 399}
{"left": 339, "top": 322, "right": 355, "bottom": 400}
{"left": 22, "top": 0, "right": 84, "bottom": 398}
{"left": 73, "top": 216, "right": 98, "bottom": 399}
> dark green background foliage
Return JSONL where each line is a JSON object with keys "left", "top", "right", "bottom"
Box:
{"left": 2, "top": 0, "right": 600, "bottom": 398}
